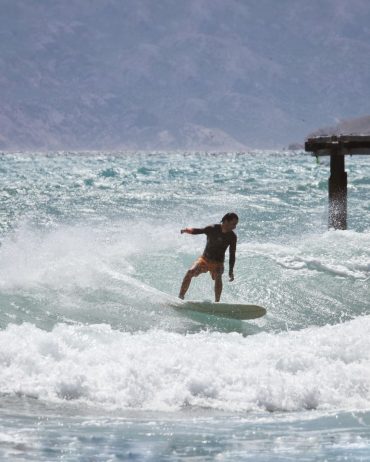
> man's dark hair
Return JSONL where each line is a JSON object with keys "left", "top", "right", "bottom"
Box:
{"left": 221, "top": 212, "right": 239, "bottom": 223}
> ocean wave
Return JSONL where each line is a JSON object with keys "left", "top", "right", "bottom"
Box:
{"left": 244, "top": 230, "right": 370, "bottom": 280}
{"left": 1, "top": 317, "right": 370, "bottom": 413}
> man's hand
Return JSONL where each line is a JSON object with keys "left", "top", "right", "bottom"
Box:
{"left": 229, "top": 273, "right": 234, "bottom": 282}
{"left": 181, "top": 228, "right": 192, "bottom": 234}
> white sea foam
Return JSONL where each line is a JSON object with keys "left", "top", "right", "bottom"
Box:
{"left": 0, "top": 224, "right": 130, "bottom": 290}
{"left": 1, "top": 317, "right": 370, "bottom": 413}
{"left": 0, "top": 221, "right": 193, "bottom": 291}
{"left": 244, "top": 230, "right": 370, "bottom": 280}
{"left": 0, "top": 223, "right": 185, "bottom": 331}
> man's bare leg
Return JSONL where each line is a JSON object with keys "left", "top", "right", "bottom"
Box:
{"left": 215, "top": 275, "right": 223, "bottom": 302}
{"left": 179, "top": 270, "right": 194, "bottom": 299}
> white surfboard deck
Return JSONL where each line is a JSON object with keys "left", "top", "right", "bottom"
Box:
{"left": 172, "top": 300, "right": 266, "bottom": 320}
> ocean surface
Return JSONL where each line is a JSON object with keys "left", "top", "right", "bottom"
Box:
{"left": 0, "top": 150, "right": 369, "bottom": 461}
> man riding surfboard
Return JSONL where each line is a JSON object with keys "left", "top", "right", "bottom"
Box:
{"left": 179, "top": 212, "right": 238, "bottom": 302}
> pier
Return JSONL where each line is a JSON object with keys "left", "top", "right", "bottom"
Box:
{"left": 305, "top": 135, "right": 370, "bottom": 230}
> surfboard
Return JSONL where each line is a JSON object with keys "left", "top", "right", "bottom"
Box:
{"left": 172, "top": 300, "right": 266, "bottom": 320}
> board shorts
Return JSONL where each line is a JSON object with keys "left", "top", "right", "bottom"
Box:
{"left": 191, "top": 256, "right": 224, "bottom": 280}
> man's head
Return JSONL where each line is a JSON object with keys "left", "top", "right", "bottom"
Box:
{"left": 221, "top": 212, "right": 239, "bottom": 231}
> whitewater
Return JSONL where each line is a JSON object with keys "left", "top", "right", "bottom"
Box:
{"left": 0, "top": 151, "right": 369, "bottom": 461}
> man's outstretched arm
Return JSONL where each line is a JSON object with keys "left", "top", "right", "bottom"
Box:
{"left": 180, "top": 227, "right": 207, "bottom": 235}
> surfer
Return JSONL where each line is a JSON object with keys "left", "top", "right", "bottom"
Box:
{"left": 179, "top": 212, "right": 238, "bottom": 302}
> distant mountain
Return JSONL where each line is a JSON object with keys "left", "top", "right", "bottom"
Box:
{"left": 286, "top": 114, "right": 370, "bottom": 149}
{"left": 1, "top": 0, "right": 370, "bottom": 151}
{"left": 308, "top": 115, "right": 370, "bottom": 137}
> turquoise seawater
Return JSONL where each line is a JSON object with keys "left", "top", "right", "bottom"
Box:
{"left": 0, "top": 151, "right": 369, "bottom": 461}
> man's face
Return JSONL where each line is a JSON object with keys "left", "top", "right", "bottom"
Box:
{"left": 224, "top": 218, "right": 238, "bottom": 232}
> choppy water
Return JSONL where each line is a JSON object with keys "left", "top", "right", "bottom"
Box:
{"left": 0, "top": 150, "right": 369, "bottom": 461}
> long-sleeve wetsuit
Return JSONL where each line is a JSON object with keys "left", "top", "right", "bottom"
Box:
{"left": 190, "top": 224, "right": 237, "bottom": 275}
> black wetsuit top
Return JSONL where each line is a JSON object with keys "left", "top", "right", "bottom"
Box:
{"left": 191, "top": 224, "right": 237, "bottom": 274}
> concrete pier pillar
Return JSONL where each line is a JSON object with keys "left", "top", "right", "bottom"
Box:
{"left": 328, "top": 154, "right": 347, "bottom": 230}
